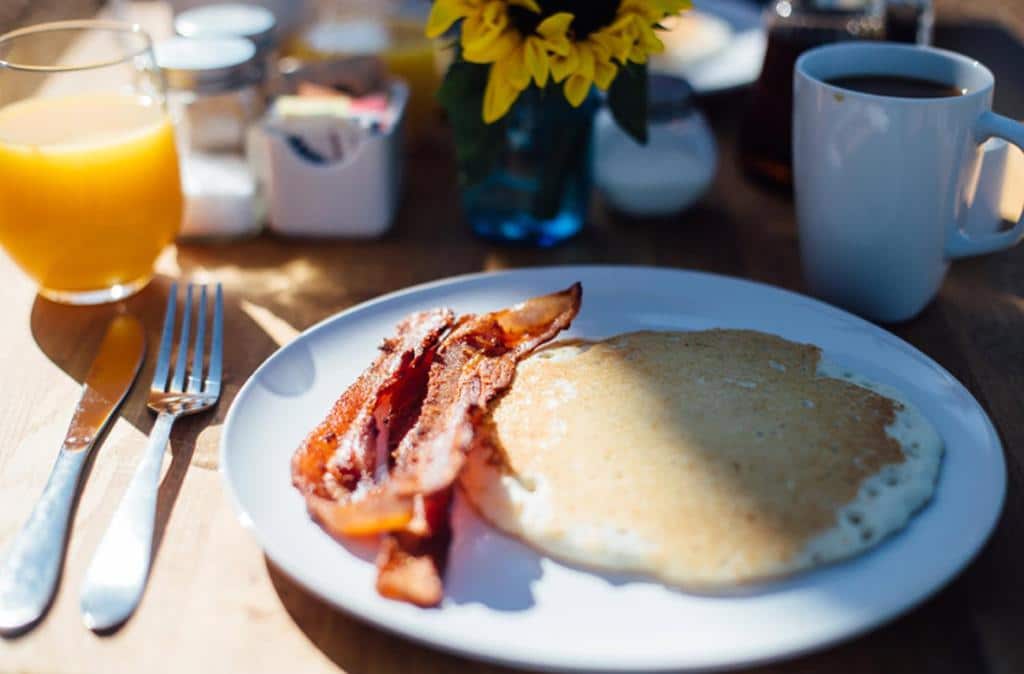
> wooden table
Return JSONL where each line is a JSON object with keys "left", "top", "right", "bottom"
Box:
{"left": 2, "top": 4, "right": 1024, "bottom": 673}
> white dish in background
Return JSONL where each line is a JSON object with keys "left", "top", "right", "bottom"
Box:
{"left": 654, "top": 11, "right": 734, "bottom": 67}
{"left": 221, "top": 266, "right": 1005, "bottom": 672}
{"left": 652, "top": 0, "right": 767, "bottom": 94}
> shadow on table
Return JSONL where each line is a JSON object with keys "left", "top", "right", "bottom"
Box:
{"left": 17, "top": 230, "right": 489, "bottom": 633}
{"left": 266, "top": 553, "right": 976, "bottom": 674}
{"left": 265, "top": 557, "right": 533, "bottom": 674}
{"left": 25, "top": 273, "right": 280, "bottom": 633}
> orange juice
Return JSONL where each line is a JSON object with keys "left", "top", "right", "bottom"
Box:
{"left": 0, "top": 94, "right": 182, "bottom": 297}
{"left": 379, "top": 21, "right": 444, "bottom": 139}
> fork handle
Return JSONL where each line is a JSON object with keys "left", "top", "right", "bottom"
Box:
{"left": 80, "top": 412, "right": 175, "bottom": 631}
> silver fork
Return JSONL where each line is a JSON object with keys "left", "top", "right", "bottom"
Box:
{"left": 80, "top": 282, "right": 223, "bottom": 631}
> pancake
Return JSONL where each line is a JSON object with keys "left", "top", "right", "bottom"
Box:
{"left": 459, "top": 329, "right": 943, "bottom": 590}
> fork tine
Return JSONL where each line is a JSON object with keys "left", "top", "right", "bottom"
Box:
{"left": 187, "top": 285, "right": 207, "bottom": 394}
{"left": 205, "top": 284, "right": 223, "bottom": 397}
{"left": 151, "top": 283, "right": 178, "bottom": 391}
{"left": 170, "top": 283, "right": 193, "bottom": 393}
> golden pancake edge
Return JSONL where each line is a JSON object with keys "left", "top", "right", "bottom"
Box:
{"left": 459, "top": 329, "right": 943, "bottom": 590}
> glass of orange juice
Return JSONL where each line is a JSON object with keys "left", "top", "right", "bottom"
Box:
{"left": 0, "top": 20, "right": 182, "bottom": 304}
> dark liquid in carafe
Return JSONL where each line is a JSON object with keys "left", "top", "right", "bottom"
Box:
{"left": 884, "top": 3, "right": 925, "bottom": 43}
{"left": 827, "top": 75, "right": 964, "bottom": 98}
{"left": 737, "top": 14, "right": 881, "bottom": 189}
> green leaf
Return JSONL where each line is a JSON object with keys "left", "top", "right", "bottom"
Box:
{"left": 607, "top": 62, "right": 648, "bottom": 145}
{"left": 437, "top": 60, "right": 505, "bottom": 187}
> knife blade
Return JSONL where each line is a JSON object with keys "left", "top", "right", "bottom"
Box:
{"left": 0, "top": 315, "right": 145, "bottom": 634}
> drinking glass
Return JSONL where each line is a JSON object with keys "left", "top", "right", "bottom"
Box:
{"left": 0, "top": 20, "right": 183, "bottom": 304}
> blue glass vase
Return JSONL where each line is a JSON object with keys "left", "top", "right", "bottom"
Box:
{"left": 459, "top": 88, "right": 598, "bottom": 246}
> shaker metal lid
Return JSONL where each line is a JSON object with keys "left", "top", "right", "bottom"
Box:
{"left": 174, "top": 3, "right": 277, "bottom": 52}
{"left": 154, "top": 36, "right": 259, "bottom": 93}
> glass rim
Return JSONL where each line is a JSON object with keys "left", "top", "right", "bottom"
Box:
{"left": 0, "top": 20, "right": 153, "bottom": 73}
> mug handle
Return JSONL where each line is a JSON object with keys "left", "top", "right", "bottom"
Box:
{"left": 946, "top": 111, "right": 1024, "bottom": 258}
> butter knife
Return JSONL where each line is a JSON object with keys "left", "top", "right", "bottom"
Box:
{"left": 0, "top": 315, "right": 145, "bottom": 634}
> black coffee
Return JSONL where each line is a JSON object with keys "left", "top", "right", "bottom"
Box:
{"left": 826, "top": 74, "right": 965, "bottom": 98}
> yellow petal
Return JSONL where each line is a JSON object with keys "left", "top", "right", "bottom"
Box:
{"left": 500, "top": 45, "right": 532, "bottom": 89}
{"left": 589, "top": 37, "right": 611, "bottom": 62}
{"left": 425, "top": 0, "right": 476, "bottom": 38}
{"left": 585, "top": 38, "right": 617, "bottom": 90}
{"left": 537, "top": 12, "right": 573, "bottom": 37}
{"left": 536, "top": 12, "right": 574, "bottom": 56}
{"left": 577, "top": 43, "right": 595, "bottom": 81}
{"left": 461, "top": 3, "right": 505, "bottom": 46}
{"left": 562, "top": 44, "right": 595, "bottom": 106}
{"left": 463, "top": 27, "right": 520, "bottom": 63}
{"left": 594, "top": 60, "right": 617, "bottom": 90}
{"left": 603, "top": 18, "right": 637, "bottom": 61}
{"left": 653, "top": 0, "right": 691, "bottom": 15}
{"left": 564, "top": 72, "right": 592, "bottom": 107}
{"left": 638, "top": 23, "right": 665, "bottom": 53}
{"left": 619, "top": 0, "right": 661, "bottom": 22}
{"left": 524, "top": 37, "right": 550, "bottom": 87}
{"left": 483, "top": 66, "right": 521, "bottom": 123}
{"left": 481, "top": 0, "right": 506, "bottom": 24}
{"left": 509, "top": 0, "right": 541, "bottom": 12}
{"left": 629, "top": 43, "right": 649, "bottom": 64}
{"left": 588, "top": 30, "right": 617, "bottom": 58}
{"left": 550, "top": 46, "right": 579, "bottom": 82}
{"left": 610, "top": 14, "right": 637, "bottom": 33}
{"left": 626, "top": 22, "right": 663, "bottom": 63}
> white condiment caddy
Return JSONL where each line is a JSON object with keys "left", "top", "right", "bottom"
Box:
{"left": 250, "top": 80, "right": 408, "bottom": 238}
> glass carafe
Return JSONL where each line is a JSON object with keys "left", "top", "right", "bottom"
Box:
{"left": 737, "top": 0, "right": 884, "bottom": 189}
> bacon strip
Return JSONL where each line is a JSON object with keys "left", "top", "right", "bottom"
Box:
{"left": 375, "top": 490, "right": 452, "bottom": 607}
{"left": 292, "top": 309, "right": 455, "bottom": 525}
{"left": 293, "top": 284, "right": 582, "bottom": 607}
{"left": 374, "top": 283, "right": 582, "bottom": 605}
{"left": 391, "top": 283, "right": 584, "bottom": 497}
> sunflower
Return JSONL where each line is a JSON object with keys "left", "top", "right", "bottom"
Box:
{"left": 426, "top": 0, "right": 690, "bottom": 122}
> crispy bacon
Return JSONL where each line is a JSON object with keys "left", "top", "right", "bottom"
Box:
{"left": 375, "top": 489, "right": 452, "bottom": 607}
{"left": 293, "top": 284, "right": 582, "bottom": 607}
{"left": 291, "top": 308, "right": 455, "bottom": 505}
{"left": 390, "top": 283, "right": 585, "bottom": 494}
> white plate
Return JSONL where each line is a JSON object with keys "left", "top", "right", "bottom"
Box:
{"left": 652, "top": 0, "right": 766, "bottom": 94}
{"left": 221, "top": 266, "right": 1005, "bottom": 672}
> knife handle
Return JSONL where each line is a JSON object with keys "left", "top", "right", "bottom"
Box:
{"left": 79, "top": 412, "right": 175, "bottom": 631}
{"left": 0, "top": 447, "right": 89, "bottom": 634}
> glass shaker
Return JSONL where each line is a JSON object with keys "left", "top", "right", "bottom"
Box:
{"left": 737, "top": 0, "right": 884, "bottom": 189}
{"left": 174, "top": 3, "right": 279, "bottom": 81}
{"left": 593, "top": 75, "right": 717, "bottom": 218}
{"left": 156, "top": 36, "right": 264, "bottom": 153}
{"left": 154, "top": 37, "right": 265, "bottom": 239}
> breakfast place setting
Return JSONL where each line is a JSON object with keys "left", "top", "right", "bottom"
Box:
{"left": 0, "top": 0, "right": 1022, "bottom": 672}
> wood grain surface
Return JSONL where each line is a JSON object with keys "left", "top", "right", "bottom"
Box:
{"left": 1, "top": 3, "right": 1023, "bottom": 673}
